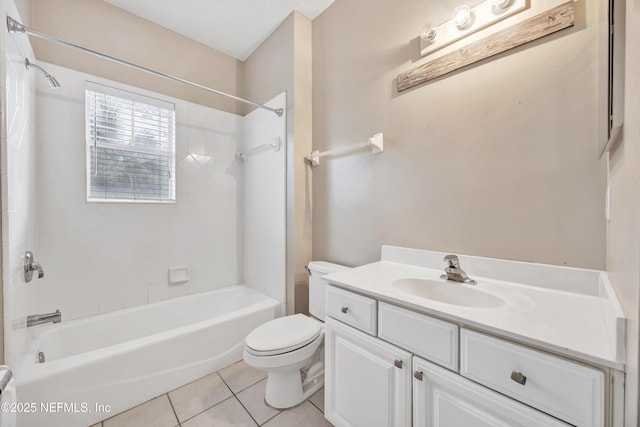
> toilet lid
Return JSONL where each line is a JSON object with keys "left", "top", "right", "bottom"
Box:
{"left": 245, "top": 314, "right": 322, "bottom": 355}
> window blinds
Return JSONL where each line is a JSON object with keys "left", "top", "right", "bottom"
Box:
{"left": 85, "top": 83, "right": 176, "bottom": 202}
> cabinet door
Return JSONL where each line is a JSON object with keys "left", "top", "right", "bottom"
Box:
{"left": 325, "top": 317, "right": 411, "bottom": 427}
{"left": 413, "top": 356, "right": 571, "bottom": 427}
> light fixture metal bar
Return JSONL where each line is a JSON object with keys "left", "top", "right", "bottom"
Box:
{"left": 6, "top": 16, "right": 284, "bottom": 117}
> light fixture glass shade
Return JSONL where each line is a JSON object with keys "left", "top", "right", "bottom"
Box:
{"left": 420, "top": 24, "right": 438, "bottom": 43}
{"left": 454, "top": 4, "right": 473, "bottom": 29}
{"left": 493, "top": 0, "right": 513, "bottom": 10}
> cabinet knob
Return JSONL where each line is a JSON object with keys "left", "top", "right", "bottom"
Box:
{"left": 510, "top": 371, "right": 527, "bottom": 385}
{"left": 414, "top": 371, "right": 423, "bottom": 381}
{"left": 394, "top": 359, "right": 403, "bottom": 369}
{"left": 341, "top": 306, "right": 349, "bottom": 314}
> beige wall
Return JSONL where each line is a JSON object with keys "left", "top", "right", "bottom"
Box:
{"left": 312, "top": 0, "right": 608, "bottom": 270}
{"left": 242, "top": 15, "right": 294, "bottom": 115}
{"left": 14, "top": 0, "right": 30, "bottom": 26}
{"left": 27, "top": 0, "right": 244, "bottom": 114}
{"left": 607, "top": 0, "right": 640, "bottom": 424}
{"left": 291, "top": 14, "right": 313, "bottom": 314}
{"left": 243, "top": 12, "right": 313, "bottom": 315}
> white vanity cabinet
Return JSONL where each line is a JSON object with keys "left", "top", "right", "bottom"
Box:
{"left": 325, "top": 285, "right": 609, "bottom": 427}
{"left": 412, "top": 356, "right": 570, "bottom": 427}
{"left": 325, "top": 317, "right": 412, "bottom": 427}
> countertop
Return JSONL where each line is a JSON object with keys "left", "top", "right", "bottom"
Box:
{"left": 324, "top": 248, "right": 625, "bottom": 370}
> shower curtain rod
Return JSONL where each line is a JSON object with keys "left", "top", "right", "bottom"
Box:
{"left": 6, "top": 16, "right": 284, "bottom": 117}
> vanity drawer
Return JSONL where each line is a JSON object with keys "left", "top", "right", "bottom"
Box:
{"left": 378, "top": 302, "right": 458, "bottom": 371}
{"left": 460, "top": 329, "right": 604, "bottom": 427}
{"left": 326, "top": 286, "right": 377, "bottom": 335}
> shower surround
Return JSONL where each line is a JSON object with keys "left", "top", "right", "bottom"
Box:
{"left": 3, "top": 51, "right": 287, "bottom": 414}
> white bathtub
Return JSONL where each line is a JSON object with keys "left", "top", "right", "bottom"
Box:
{"left": 16, "top": 285, "right": 279, "bottom": 427}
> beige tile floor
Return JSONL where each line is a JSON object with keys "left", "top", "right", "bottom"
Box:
{"left": 90, "top": 360, "right": 331, "bottom": 427}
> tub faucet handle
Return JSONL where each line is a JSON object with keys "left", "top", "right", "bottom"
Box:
{"left": 24, "top": 251, "right": 45, "bottom": 283}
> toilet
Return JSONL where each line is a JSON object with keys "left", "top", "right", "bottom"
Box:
{"left": 243, "top": 261, "right": 348, "bottom": 409}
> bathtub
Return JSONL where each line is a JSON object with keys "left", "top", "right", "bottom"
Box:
{"left": 15, "top": 285, "right": 279, "bottom": 427}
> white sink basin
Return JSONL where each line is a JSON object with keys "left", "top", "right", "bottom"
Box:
{"left": 392, "top": 278, "right": 506, "bottom": 309}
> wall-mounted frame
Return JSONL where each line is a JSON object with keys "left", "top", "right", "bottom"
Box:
{"left": 600, "top": 0, "right": 625, "bottom": 157}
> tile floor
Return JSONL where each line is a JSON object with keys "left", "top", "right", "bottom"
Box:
{"left": 89, "top": 360, "right": 332, "bottom": 427}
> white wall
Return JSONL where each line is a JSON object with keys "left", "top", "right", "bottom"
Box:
{"left": 243, "top": 93, "right": 287, "bottom": 314}
{"left": 2, "top": 0, "right": 37, "bottom": 369}
{"left": 32, "top": 63, "right": 244, "bottom": 321}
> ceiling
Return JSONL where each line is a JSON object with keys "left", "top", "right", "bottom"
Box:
{"left": 102, "top": 0, "right": 335, "bottom": 61}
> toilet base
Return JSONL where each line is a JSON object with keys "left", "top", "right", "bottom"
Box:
{"left": 243, "top": 323, "right": 326, "bottom": 409}
{"left": 264, "top": 361, "right": 324, "bottom": 409}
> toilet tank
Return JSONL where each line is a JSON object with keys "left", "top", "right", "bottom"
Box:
{"left": 307, "top": 261, "right": 349, "bottom": 320}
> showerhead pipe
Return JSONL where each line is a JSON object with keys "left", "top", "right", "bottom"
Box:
{"left": 24, "top": 58, "right": 60, "bottom": 89}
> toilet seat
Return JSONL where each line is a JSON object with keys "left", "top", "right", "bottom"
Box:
{"left": 245, "top": 314, "right": 322, "bottom": 356}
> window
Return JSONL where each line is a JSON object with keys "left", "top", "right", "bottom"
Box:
{"left": 85, "top": 83, "right": 176, "bottom": 203}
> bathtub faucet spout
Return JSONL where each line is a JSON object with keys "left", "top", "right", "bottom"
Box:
{"left": 27, "top": 310, "right": 61, "bottom": 327}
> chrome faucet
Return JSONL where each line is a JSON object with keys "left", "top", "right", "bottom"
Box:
{"left": 27, "top": 310, "right": 61, "bottom": 327}
{"left": 440, "top": 255, "right": 477, "bottom": 285}
{"left": 24, "top": 251, "right": 44, "bottom": 282}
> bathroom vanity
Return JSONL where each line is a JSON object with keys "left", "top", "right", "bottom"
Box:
{"left": 323, "top": 246, "right": 625, "bottom": 427}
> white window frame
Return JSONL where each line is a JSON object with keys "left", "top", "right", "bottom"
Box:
{"left": 85, "top": 82, "right": 176, "bottom": 203}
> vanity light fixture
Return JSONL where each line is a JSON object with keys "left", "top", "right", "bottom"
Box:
{"left": 493, "top": 0, "right": 513, "bottom": 10}
{"left": 420, "top": 24, "right": 438, "bottom": 43}
{"left": 454, "top": 5, "right": 473, "bottom": 30}
{"left": 419, "top": 0, "right": 527, "bottom": 57}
